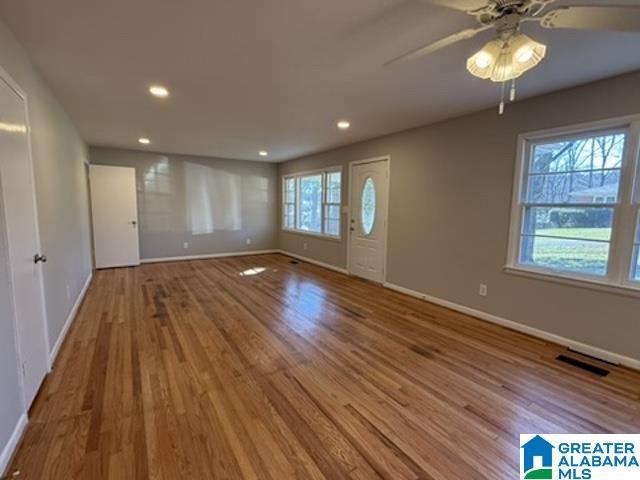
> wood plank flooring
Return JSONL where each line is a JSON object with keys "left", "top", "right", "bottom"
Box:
{"left": 8, "top": 253, "right": 640, "bottom": 479}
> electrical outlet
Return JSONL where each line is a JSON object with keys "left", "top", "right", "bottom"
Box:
{"left": 66, "top": 285, "right": 71, "bottom": 300}
{"left": 479, "top": 284, "right": 488, "bottom": 297}
{"left": 303, "top": 242, "right": 308, "bottom": 250}
{"left": 246, "top": 238, "right": 252, "bottom": 245}
{"left": 183, "top": 242, "right": 189, "bottom": 249}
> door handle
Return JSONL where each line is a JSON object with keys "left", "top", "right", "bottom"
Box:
{"left": 131, "top": 220, "right": 137, "bottom": 227}
{"left": 34, "top": 254, "right": 47, "bottom": 264}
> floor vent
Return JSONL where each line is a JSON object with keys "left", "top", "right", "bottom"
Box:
{"left": 289, "top": 260, "right": 299, "bottom": 265}
{"left": 557, "top": 355, "right": 610, "bottom": 377}
{"left": 568, "top": 348, "right": 618, "bottom": 367}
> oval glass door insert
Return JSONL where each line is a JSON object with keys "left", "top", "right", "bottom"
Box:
{"left": 361, "top": 177, "right": 376, "bottom": 235}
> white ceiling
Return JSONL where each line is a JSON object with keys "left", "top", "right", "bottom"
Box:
{"left": 1, "top": 0, "right": 640, "bottom": 162}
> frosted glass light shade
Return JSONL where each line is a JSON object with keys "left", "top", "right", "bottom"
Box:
{"left": 511, "top": 32, "right": 547, "bottom": 76}
{"left": 491, "top": 44, "right": 522, "bottom": 82}
{"left": 466, "top": 39, "right": 503, "bottom": 79}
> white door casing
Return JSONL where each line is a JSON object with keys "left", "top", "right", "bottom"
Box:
{"left": 0, "top": 74, "right": 50, "bottom": 408}
{"left": 348, "top": 157, "right": 389, "bottom": 283}
{"left": 90, "top": 165, "right": 140, "bottom": 269}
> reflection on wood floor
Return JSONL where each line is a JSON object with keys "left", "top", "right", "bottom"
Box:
{"left": 9, "top": 254, "right": 640, "bottom": 479}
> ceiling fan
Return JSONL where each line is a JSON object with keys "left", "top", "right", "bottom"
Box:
{"left": 385, "top": 1, "right": 640, "bottom": 114}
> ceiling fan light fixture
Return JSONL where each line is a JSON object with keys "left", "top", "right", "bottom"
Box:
{"left": 516, "top": 46, "right": 534, "bottom": 63}
{"left": 491, "top": 47, "right": 522, "bottom": 83}
{"left": 466, "top": 39, "right": 503, "bottom": 79}
{"left": 474, "top": 51, "right": 492, "bottom": 69}
{"left": 467, "top": 33, "right": 546, "bottom": 83}
{"left": 510, "top": 33, "right": 547, "bottom": 75}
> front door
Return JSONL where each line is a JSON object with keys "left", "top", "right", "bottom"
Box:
{"left": 349, "top": 158, "right": 389, "bottom": 283}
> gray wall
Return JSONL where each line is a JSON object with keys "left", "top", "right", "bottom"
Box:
{"left": 279, "top": 70, "right": 640, "bottom": 361}
{"left": 0, "top": 20, "right": 92, "bottom": 465}
{"left": 90, "top": 147, "right": 279, "bottom": 260}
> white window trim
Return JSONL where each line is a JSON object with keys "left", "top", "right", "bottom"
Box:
{"left": 282, "top": 166, "right": 342, "bottom": 240}
{"left": 283, "top": 177, "right": 296, "bottom": 231}
{"left": 505, "top": 114, "right": 640, "bottom": 295}
{"left": 633, "top": 212, "right": 640, "bottom": 283}
{"left": 323, "top": 170, "right": 342, "bottom": 238}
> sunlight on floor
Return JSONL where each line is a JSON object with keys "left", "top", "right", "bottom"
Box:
{"left": 280, "top": 278, "right": 328, "bottom": 335}
{"left": 240, "top": 267, "right": 267, "bottom": 276}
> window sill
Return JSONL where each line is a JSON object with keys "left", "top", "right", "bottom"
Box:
{"left": 504, "top": 265, "right": 640, "bottom": 299}
{"left": 281, "top": 228, "right": 342, "bottom": 242}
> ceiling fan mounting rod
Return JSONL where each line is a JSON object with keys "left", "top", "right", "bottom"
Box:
{"left": 477, "top": 0, "right": 556, "bottom": 24}
{"left": 495, "top": 13, "right": 523, "bottom": 39}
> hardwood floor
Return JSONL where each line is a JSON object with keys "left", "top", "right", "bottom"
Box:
{"left": 8, "top": 253, "right": 640, "bottom": 479}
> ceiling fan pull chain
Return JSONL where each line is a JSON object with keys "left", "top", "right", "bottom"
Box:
{"left": 510, "top": 79, "right": 517, "bottom": 102}
{"left": 498, "top": 81, "right": 506, "bottom": 115}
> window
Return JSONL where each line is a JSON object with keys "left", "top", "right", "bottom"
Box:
{"left": 282, "top": 168, "right": 342, "bottom": 237}
{"left": 298, "top": 174, "right": 322, "bottom": 232}
{"left": 361, "top": 177, "right": 376, "bottom": 235}
{"left": 508, "top": 117, "right": 640, "bottom": 291}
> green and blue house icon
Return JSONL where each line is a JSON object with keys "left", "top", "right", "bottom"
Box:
{"left": 522, "top": 435, "right": 554, "bottom": 479}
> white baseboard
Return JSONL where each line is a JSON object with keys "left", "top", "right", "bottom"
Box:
{"left": 49, "top": 272, "right": 93, "bottom": 368}
{"left": 141, "top": 249, "right": 278, "bottom": 264}
{"left": 0, "top": 413, "right": 27, "bottom": 476}
{"left": 278, "top": 250, "right": 349, "bottom": 274}
{"left": 384, "top": 281, "right": 640, "bottom": 371}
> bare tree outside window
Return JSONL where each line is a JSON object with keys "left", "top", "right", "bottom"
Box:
{"left": 520, "top": 132, "right": 625, "bottom": 276}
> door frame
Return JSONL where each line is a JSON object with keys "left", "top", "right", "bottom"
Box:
{"left": 346, "top": 155, "right": 391, "bottom": 283}
{"left": 0, "top": 64, "right": 51, "bottom": 412}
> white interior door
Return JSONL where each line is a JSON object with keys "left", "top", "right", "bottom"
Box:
{"left": 349, "top": 158, "right": 389, "bottom": 283}
{"left": 0, "top": 75, "right": 50, "bottom": 408}
{"left": 90, "top": 165, "right": 140, "bottom": 269}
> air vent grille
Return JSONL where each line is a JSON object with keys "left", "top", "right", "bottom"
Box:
{"left": 557, "top": 355, "right": 610, "bottom": 377}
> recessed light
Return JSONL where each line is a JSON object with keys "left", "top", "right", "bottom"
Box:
{"left": 149, "top": 85, "right": 169, "bottom": 98}
{"left": 259, "top": 150, "right": 268, "bottom": 157}
{"left": 138, "top": 137, "right": 151, "bottom": 145}
{"left": 337, "top": 120, "right": 351, "bottom": 130}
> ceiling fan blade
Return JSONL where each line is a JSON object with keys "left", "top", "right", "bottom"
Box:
{"left": 541, "top": 6, "right": 640, "bottom": 33}
{"left": 420, "top": 0, "right": 491, "bottom": 13}
{"left": 385, "top": 25, "right": 492, "bottom": 67}
{"left": 528, "top": 0, "right": 561, "bottom": 17}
